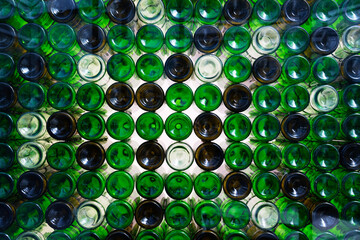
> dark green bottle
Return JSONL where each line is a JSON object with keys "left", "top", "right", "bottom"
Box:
{"left": 107, "top": 53, "right": 135, "bottom": 82}
{"left": 101, "top": 129, "right": 124, "bottom": 161}
{"left": 310, "top": 56, "right": 339, "bottom": 85}
{"left": 136, "top": 54, "right": 164, "bottom": 82}
{"left": 280, "top": 84, "right": 309, "bottom": 113}
{"left": 276, "top": 197, "right": 309, "bottom": 229}
{"left": 165, "top": 200, "right": 192, "bottom": 229}
{"left": 77, "top": 112, "right": 105, "bottom": 140}
{"left": 223, "top": 0, "right": 252, "bottom": 26}
{"left": 45, "top": 201, "right": 75, "bottom": 230}
{"left": 165, "top": 83, "right": 193, "bottom": 111}
{"left": 341, "top": 83, "right": 360, "bottom": 112}
{"left": 253, "top": 85, "right": 281, "bottom": 113}
{"left": 106, "top": 0, "right": 135, "bottom": 24}
{"left": 76, "top": 141, "right": 105, "bottom": 170}
{"left": 47, "top": 142, "right": 76, "bottom": 171}
{"left": 221, "top": 199, "right": 250, "bottom": 229}
{"left": 165, "top": 112, "right": 192, "bottom": 140}
{"left": 47, "top": 82, "right": 76, "bottom": 110}
{"left": 165, "top": 24, "right": 193, "bottom": 53}
{"left": 276, "top": 26, "right": 309, "bottom": 59}
{"left": 77, "top": 24, "right": 106, "bottom": 53}
{"left": 225, "top": 142, "right": 252, "bottom": 170}
{"left": 280, "top": 113, "right": 310, "bottom": 142}
{"left": 18, "top": 23, "right": 52, "bottom": 56}
{"left": 223, "top": 84, "right": 252, "bottom": 112}
{"left": 136, "top": 171, "right": 164, "bottom": 199}
{"left": 17, "top": 0, "right": 54, "bottom": 29}
{"left": 48, "top": 24, "right": 81, "bottom": 55}
{"left": 77, "top": 0, "right": 109, "bottom": 28}
{"left": 194, "top": 25, "right": 222, "bottom": 53}
{"left": 306, "top": 168, "right": 339, "bottom": 200}
{"left": 253, "top": 55, "right": 282, "bottom": 84}
{"left": 136, "top": 112, "right": 164, "bottom": 140}
{"left": 252, "top": 171, "right": 280, "bottom": 200}
{"left": 47, "top": 111, "right": 77, "bottom": 140}
{"left": 136, "top": 141, "right": 164, "bottom": 170}
{"left": 77, "top": 171, "right": 105, "bottom": 199}
{"left": 16, "top": 197, "right": 51, "bottom": 230}
{"left": 194, "top": 83, "right": 222, "bottom": 111}
{"left": 339, "top": 143, "right": 360, "bottom": 171}
{"left": 106, "top": 200, "right": 134, "bottom": 229}
{"left": 279, "top": 55, "right": 310, "bottom": 86}
{"left": 106, "top": 171, "right": 134, "bottom": 199}
{"left": 47, "top": 171, "right": 77, "bottom": 200}
{"left": 106, "top": 82, "right": 134, "bottom": 111}
{"left": 249, "top": 0, "right": 281, "bottom": 30}
{"left": 341, "top": 55, "right": 360, "bottom": 83}
{"left": 194, "top": 200, "right": 221, "bottom": 229}
{"left": 106, "top": 112, "right": 134, "bottom": 140}
{"left": 224, "top": 55, "right": 252, "bottom": 83}
{"left": 194, "top": 171, "right": 222, "bottom": 200}
{"left": 165, "top": 171, "right": 193, "bottom": 200}
{"left": 135, "top": 200, "right": 163, "bottom": 229}
{"left": 224, "top": 113, "right": 251, "bottom": 141}
{"left": 107, "top": 25, "right": 135, "bottom": 53}
{"left": 342, "top": 113, "right": 360, "bottom": 141}
{"left": 164, "top": 54, "right": 193, "bottom": 82}
{"left": 17, "top": 52, "right": 46, "bottom": 82}
{"left": 223, "top": 26, "right": 251, "bottom": 55}
{"left": 166, "top": 0, "right": 193, "bottom": 23}
{"left": 0, "top": 203, "right": 15, "bottom": 232}
{"left": 311, "top": 144, "right": 339, "bottom": 171}
{"left": 281, "top": 142, "right": 310, "bottom": 170}
{"left": 310, "top": 114, "right": 339, "bottom": 142}
{"left": 194, "top": 112, "right": 222, "bottom": 141}
{"left": 252, "top": 114, "right": 280, "bottom": 141}
{"left": 194, "top": 0, "right": 222, "bottom": 24}
{"left": 254, "top": 143, "right": 282, "bottom": 171}
{"left": 281, "top": 172, "right": 310, "bottom": 200}
{"left": 136, "top": 82, "right": 164, "bottom": 111}
{"left": 136, "top": 24, "right": 164, "bottom": 53}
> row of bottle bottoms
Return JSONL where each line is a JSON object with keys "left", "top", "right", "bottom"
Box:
{"left": 2, "top": 0, "right": 360, "bottom": 35}
{"left": 0, "top": 192, "right": 359, "bottom": 234}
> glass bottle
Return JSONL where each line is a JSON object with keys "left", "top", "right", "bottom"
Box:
{"left": 281, "top": 172, "right": 310, "bottom": 200}
{"left": 194, "top": 25, "right": 222, "bottom": 53}
{"left": 105, "top": 200, "right": 134, "bottom": 229}
{"left": 76, "top": 141, "right": 106, "bottom": 170}
{"left": 106, "top": 171, "right": 134, "bottom": 199}
{"left": 136, "top": 24, "right": 164, "bottom": 53}
{"left": 136, "top": 112, "right": 164, "bottom": 140}
{"left": 224, "top": 113, "right": 251, "bottom": 141}
{"left": 77, "top": 0, "right": 109, "bottom": 28}
{"left": 77, "top": 112, "right": 105, "bottom": 140}
{"left": 107, "top": 0, "right": 135, "bottom": 25}
{"left": 77, "top": 171, "right": 106, "bottom": 199}
{"left": 280, "top": 113, "right": 310, "bottom": 142}
{"left": 223, "top": 171, "right": 252, "bottom": 200}
{"left": 107, "top": 25, "right": 135, "bottom": 53}
{"left": 137, "top": 0, "right": 165, "bottom": 24}
{"left": 47, "top": 82, "right": 76, "bottom": 111}
{"left": 194, "top": 112, "right": 222, "bottom": 141}
{"left": 194, "top": 200, "right": 221, "bottom": 229}
{"left": 194, "top": 171, "right": 222, "bottom": 200}
{"left": 135, "top": 200, "right": 163, "bottom": 229}
{"left": 136, "top": 141, "right": 164, "bottom": 170}
{"left": 165, "top": 24, "right": 193, "bottom": 53}
{"left": 136, "top": 54, "right": 164, "bottom": 82}
{"left": 165, "top": 200, "right": 192, "bottom": 229}
{"left": 223, "top": 84, "right": 252, "bottom": 112}
{"left": 225, "top": 142, "right": 252, "bottom": 170}
{"left": 165, "top": 113, "right": 192, "bottom": 141}
{"left": 47, "top": 24, "right": 81, "bottom": 55}
{"left": 107, "top": 53, "right": 135, "bottom": 82}
{"left": 76, "top": 200, "right": 105, "bottom": 229}
{"left": 136, "top": 82, "right": 164, "bottom": 111}
{"left": 194, "top": 54, "right": 223, "bottom": 82}
{"left": 223, "top": 0, "right": 252, "bottom": 26}
{"left": 106, "top": 112, "right": 134, "bottom": 140}
{"left": 164, "top": 54, "right": 193, "bottom": 82}
{"left": 45, "top": 201, "right": 75, "bottom": 230}
{"left": 166, "top": 0, "right": 193, "bottom": 24}
{"left": 136, "top": 171, "right": 164, "bottom": 199}
{"left": 252, "top": 171, "right": 280, "bottom": 200}
{"left": 165, "top": 171, "right": 193, "bottom": 200}
{"left": 253, "top": 143, "right": 282, "bottom": 171}
{"left": 253, "top": 85, "right": 281, "bottom": 113}
{"left": 224, "top": 55, "right": 252, "bottom": 83}
{"left": 194, "top": 0, "right": 222, "bottom": 24}
{"left": 194, "top": 83, "right": 222, "bottom": 111}
{"left": 17, "top": 171, "right": 47, "bottom": 200}
{"left": 46, "top": 111, "right": 76, "bottom": 140}
{"left": 105, "top": 82, "right": 134, "bottom": 111}
{"left": 77, "top": 24, "right": 106, "bottom": 53}
{"left": 195, "top": 142, "right": 224, "bottom": 171}
{"left": 253, "top": 55, "right": 282, "bottom": 84}
{"left": 77, "top": 83, "right": 105, "bottom": 111}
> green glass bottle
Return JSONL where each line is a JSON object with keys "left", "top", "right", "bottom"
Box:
{"left": 276, "top": 197, "right": 309, "bottom": 229}
{"left": 48, "top": 53, "right": 78, "bottom": 83}
{"left": 225, "top": 142, "right": 252, "bottom": 170}
{"left": 165, "top": 230, "right": 191, "bottom": 240}
{"left": 0, "top": 53, "right": 17, "bottom": 83}
{"left": 311, "top": 144, "right": 339, "bottom": 171}
{"left": 137, "top": 0, "right": 165, "bottom": 24}
{"left": 106, "top": 171, "right": 134, "bottom": 199}
{"left": 224, "top": 55, "right": 252, "bottom": 83}
{"left": 252, "top": 114, "right": 280, "bottom": 141}
{"left": 223, "top": 26, "right": 251, "bottom": 55}
{"left": 252, "top": 171, "right": 280, "bottom": 200}
{"left": 194, "top": 83, "right": 222, "bottom": 111}
{"left": 249, "top": 0, "right": 280, "bottom": 30}
{"left": 77, "top": 54, "right": 106, "bottom": 82}
{"left": 16, "top": 197, "right": 51, "bottom": 230}
{"left": 194, "top": 0, "right": 222, "bottom": 24}
{"left": 76, "top": 201, "right": 105, "bottom": 229}
{"left": 194, "top": 171, "right": 222, "bottom": 200}
{"left": 107, "top": 54, "right": 135, "bottom": 82}
{"left": 279, "top": 55, "right": 310, "bottom": 86}
{"left": 0, "top": 0, "right": 26, "bottom": 30}
{"left": 167, "top": 142, "right": 193, "bottom": 170}
{"left": 0, "top": 172, "right": 16, "bottom": 200}
{"left": 166, "top": 0, "right": 193, "bottom": 23}
{"left": 76, "top": 229, "right": 108, "bottom": 240}
{"left": 280, "top": 84, "right": 309, "bottom": 113}
{"left": 165, "top": 24, "right": 193, "bottom": 53}
{"left": 17, "top": 141, "right": 46, "bottom": 169}
{"left": 106, "top": 200, "right": 134, "bottom": 229}
{"left": 48, "top": 24, "right": 81, "bottom": 55}
{"left": 165, "top": 83, "right": 193, "bottom": 111}
{"left": 165, "top": 171, "right": 193, "bottom": 200}
{"left": 47, "top": 171, "right": 77, "bottom": 200}
{"left": 310, "top": 85, "right": 339, "bottom": 113}
{"left": 254, "top": 143, "right": 282, "bottom": 171}
{"left": 16, "top": 231, "right": 45, "bottom": 240}
{"left": 46, "top": 142, "right": 76, "bottom": 170}
{"left": 253, "top": 85, "right": 281, "bottom": 112}
{"left": 47, "top": 82, "right": 76, "bottom": 110}
{"left": 106, "top": 142, "right": 134, "bottom": 170}
{"left": 310, "top": 114, "right": 339, "bottom": 142}
{"left": 310, "top": 56, "right": 339, "bottom": 85}
{"left": 17, "top": 0, "right": 53, "bottom": 29}
{"left": 275, "top": 224, "right": 308, "bottom": 240}
{"left": 224, "top": 113, "right": 251, "bottom": 141}
{"left": 194, "top": 200, "right": 221, "bottom": 229}
{"left": 136, "top": 112, "right": 164, "bottom": 140}
{"left": 281, "top": 143, "right": 310, "bottom": 170}
{"left": 341, "top": 113, "right": 360, "bottom": 141}
{"left": 136, "top": 24, "right": 164, "bottom": 53}
{"left": 306, "top": 168, "right": 339, "bottom": 200}
{"left": 18, "top": 23, "right": 52, "bottom": 56}
{"left": 276, "top": 26, "right": 309, "bottom": 59}
{"left": 107, "top": 25, "right": 135, "bottom": 53}
{"left": 341, "top": 84, "right": 360, "bottom": 112}
{"left": 77, "top": 0, "right": 109, "bottom": 28}
{"left": 77, "top": 112, "right": 105, "bottom": 140}
{"left": 136, "top": 54, "right": 164, "bottom": 82}
{"left": 0, "top": 143, "right": 15, "bottom": 171}
{"left": 195, "top": 54, "right": 223, "bottom": 82}
{"left": 221, "top": 199, "right": 250, "bottom": 229}
{"left": 339, "top": 143, "right": 360, "bottom": 171}
{"left": 136, "top": 171, "right": 164, "bottom": 199}
{"left": 165, "top": 112, "right": 192, "bottom": 140}
{"left": 106, "top": 112, "right": 134, "bottom": 140}
{"left": 17, "top": 82, "right": 46, "bottom": 110}
{"left": 0, "top": 113, "right": 14, "bottom": 140}
{"left": 302, "top": 0, "right": 339, "bottom": 32}
{"left": 165, "top": 200, "right": 192, "bottom": 229}
{"left": 77, "top": 171, "right": 106, "bottom": 199}
{"left": 332, "top": 169, "right": 360, "bottom": 200}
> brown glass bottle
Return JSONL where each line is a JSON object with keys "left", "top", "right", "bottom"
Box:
{"left": 46, "top": 111, "right": 77, "bottom": 140}
{"left": 195, "top": 142, "right": 224, "bottom": 170}
{"left": 223, "top": 84, "right": 252, "bottom": 112}
{"left": 194, "top": 25, "right": 222, "bottom": 53}
{"left": 106, "top": 230, "right": 133, "bottom": 240}
{"left": 17, "top": 171, "right": 47, "bottom": 200}
{"left": 136, "top": 82, "right": 164, "bottom": 111}
{"left": 280, "top": 113, "right": 310, "bottom": 142}
{"left": 0, "top": 82, "right": 17, "bottom": 111}
{"left": 193, "top": 230, "right": 220, "bottom": 240}
{"left": 106, "top": 82, "right": 134, "bottom": 111}
{"left": 136, "top": 141, "right": 165, "bottom": 170}
{"left": 0, "top": 202, "right": 15, "bottom": 231}
{"left": 223, "top": 0, "right": 252, "bottom": 25}
{"left": 223, "top": 171, "right": 252, "bottom": 200}
{"left": 164, "top": 54, "right": 193, "bottom": 82}
{"left": 281, "top": 172, "right": 310, "bottom": 200}
{"left": 76, "top": 141, "right": 105, "bottom": 170}
{"left": 194, "top": 112, "right": 222, "bottom": 141}
{"left": 304, "top": 198, "right": 339, "bottom": 231}
{"left": 135, "top": 200, "right": 163, "bottom": 229}
{"left": 253, "top": 55, "right": 281, "bottom": 84}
